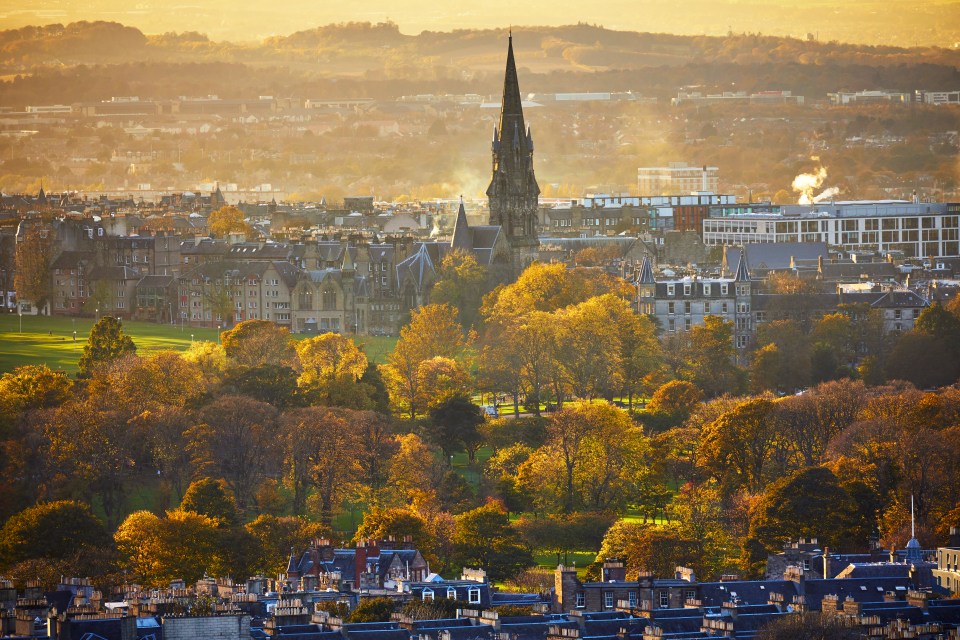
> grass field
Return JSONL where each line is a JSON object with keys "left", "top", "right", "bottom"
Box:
{"left": 0, "top": 314, "right": 398, "bottom": 375}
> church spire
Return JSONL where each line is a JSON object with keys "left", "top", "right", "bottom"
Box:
{"left": 498, "top": 33, "right": 526, "bottom": 146}
{"left": 486, "top": 32, "right": 540, "bottom": 273}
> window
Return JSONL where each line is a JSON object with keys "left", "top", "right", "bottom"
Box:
{"left": 468, "top": 588, "right": 481, "bottom": 604}
{"left": 703, "top": 302, "right": 711, "bottom": 314}
{"left": 604, "top": 592, "right": 614, "bottom": 608}
{"left": 576, "top": 592, "right": 585, "bottom": 608}
{"left": 685, "top": 318, "right": 692, "bottom": 331}
{"left": 668, "top": 318, "right": 675, "bottom": 332}
{"left": 703, "top": 284, "right": 711, "bottom": 296}
{"left": 683, "top": 283, "right": 691, "bottom": 296}
{"left": 686, "top": 590, "right": 696, "bottom": 603}
{"left": 628, "top": 592, "right": 637, "bottom": 608}
{"left": 447, "top": 587, "right": 457, "bottom": 600}
{"left": 659, "top": 592, "right": 670, "bottom": 608}
{"left": 667, "top": 302, "right": 675, "bottom": 315}
{"left": 721, "top": 302, "right": 729, "bottom": 314}
{"left": 666, "top": 284, "right": 675, "bottom": 296}
{"left": 684, "top": 301, "right": 691, "bottom": 315}
{"left": 422, "top": 589, "right": 434, "bottom": 601}
{"left": 720, "top": 284, "right": 728, "bottom": 295}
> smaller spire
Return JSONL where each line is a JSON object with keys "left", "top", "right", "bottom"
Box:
{"left": 637, "top": 254, "right": 655, "bottom": 285}
{"left": 734, "top": 249, "right": 751, "bottom": 282}
{"left": 342, "top": 243, "right": 355, "bottom": 272}
{"left": 451, "top": 197, "right": 471, "bottom": 250}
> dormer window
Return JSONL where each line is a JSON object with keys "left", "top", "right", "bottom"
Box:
{"left": 447, "top": 587, "right": 457, "bottom": 600}
{"left": 422, "top": 588, "right": 434, "bottom": 601}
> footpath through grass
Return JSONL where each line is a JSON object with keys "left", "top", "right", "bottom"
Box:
{"left": 0, "top": 314, "right": 398, "bottom": 375}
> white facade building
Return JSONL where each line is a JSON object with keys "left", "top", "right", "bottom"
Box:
{"left": 703, "top": 201, "right": 960, "bottom": 259}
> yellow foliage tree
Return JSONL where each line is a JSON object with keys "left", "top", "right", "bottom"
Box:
{"left": 207, "top": 205, "right": 251, "bottom": 238}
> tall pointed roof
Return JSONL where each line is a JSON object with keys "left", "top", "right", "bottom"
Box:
{"left": 451, "top": 197, "right": 471, "bottom": 250}
{"left": 637, "top": 254, "right": 655, "bottom": 285}
{"left": 498, "top": 33, "right": 526, "bottom": 146}
{"left": 341, "top": 243, "right": 355, "bottom": 272}
{"left": 734, "top": 249, "right": 752, "bottom": 282}
{"left": 286, "top": 547, "right": 299, "bottom": 576}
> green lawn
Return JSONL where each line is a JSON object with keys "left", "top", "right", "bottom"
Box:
{"left": 0, "top": 314, "right": 398, "bottom": 374}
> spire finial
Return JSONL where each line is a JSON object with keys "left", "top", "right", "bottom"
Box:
{"left": 911, "top": 494, "right": 915, "bottom": 538}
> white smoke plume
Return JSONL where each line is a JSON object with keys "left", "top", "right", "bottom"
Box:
{"left": 792, "top": 165, "right": 827, "bottom": 205}
{"left": 813, "top": 186, "right": 840, "bottom": 203}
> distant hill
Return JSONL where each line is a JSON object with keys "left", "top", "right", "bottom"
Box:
{"left": 1, "top": 21, "right": 959, "bottom": 108}
{"left": 2, "top": 0, "right": 959, "bottom": 47}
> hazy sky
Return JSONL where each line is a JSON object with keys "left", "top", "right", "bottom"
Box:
{"left": 1, "top": 0, "right": 958, "bottom": 46}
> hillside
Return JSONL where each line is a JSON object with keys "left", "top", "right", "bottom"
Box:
{"left": 1, "top": 22, "right": 960, "bottom": 108}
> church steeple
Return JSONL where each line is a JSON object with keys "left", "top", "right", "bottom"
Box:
{"left": 486, "top": 32, "right": 540, "bottom": 272}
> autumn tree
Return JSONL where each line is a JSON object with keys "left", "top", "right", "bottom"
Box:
{"left": 220, "top": 319, "right": 295, "bottom": 368}
{"left": 207, "top": 205, "right": 252, "bottom": 238}
{"left": 751, "top": 320, "right": 810, "bottom": 393}
{"left": 14, "top": 222, "right": 55, "bottom": 312}
{"left": 430, "top": 250, "right": 489, "bottom": 330}
{"left": 354, "top": 507, "right": 435, "bottom": 561}
{"left": 42, "top": 401, "right": 135, "bottom": 525}
{"left": 86, "top": 352, "right": 204, "bottom": 415}
{"left": 0, "top": 501, "right": 107, "bottom": 567}
{"left": 114, "top": 509, "right": 222, "bottom": 586}
{"left": 700, "top": 396, "right": 786, "bottom": 495}
{"left": 295, "top": 332, "right": 370, "bottom": 407}
{"left": 77, "top": 316, "right": 136, "bottom": 377}
{"left": 678, "top": 316, "right": 746, "bottom": 397}
{"left": 244, "top": 514, "right": 331, "bottom": 576}
{"left": 187, "top": 396, "right": 280, "bottom": 513}
{"left": 385, "top": 304, "right": 468, "bottom": 419}
{"left": 281, "top": 407, "right": 359, "bottom": 525}
{"left": 646, "top": 380, "right": 703, "bottom": 427}
{"left": 179, "top": 478, "right": 239, "bottom": 527}
{"left": 523, "top": 401, "right": 650, "bottom": 513}
{"left": 592, "top": 520, "right": 701, "bottom": 580}
{"left": 0, "top": 364, "right": 72, "bottom": 427}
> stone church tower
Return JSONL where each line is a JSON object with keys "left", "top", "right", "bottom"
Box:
{"left": 486, "top": 33, "right": 540, "bottom": 272}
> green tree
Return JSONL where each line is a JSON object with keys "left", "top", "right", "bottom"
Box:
{"left": 77, "top": 316, "right": 136, "bottom": 377}
{"left": 179, "top": 478, "right": 239, "bottom": 527}
{"left": 349, "top": 597, "right": 397, "bottom": 622}
{"left": 425, "top": 393, "right": 486, "bottom": 462}
{"left": 0, "top": 501, "right": 108, "bottom": 568}
{"left": 430, "top": 250, "right": 489, "bottom": 329}
{"left": 452, "top": 501, "right": 534, "bottom": 581}
{"left": 679, "top": 316, "right": 746, "bottom": 397}
{"left": 744, "top": 466, "right": 867, "bottom": 576}
{"left": 225, "top": 364, "right": 300, "bottom": 408}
